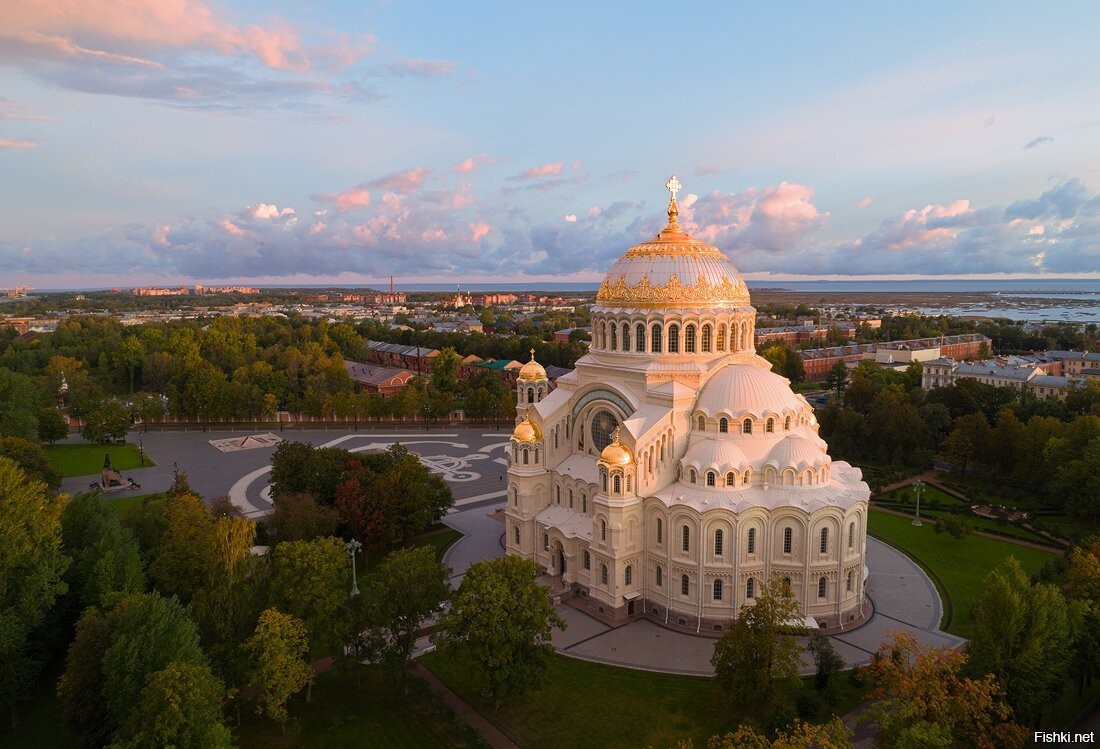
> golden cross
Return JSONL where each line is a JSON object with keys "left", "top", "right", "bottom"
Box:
{"left": 665, "top": 175, "right": 681, "bottom": 201}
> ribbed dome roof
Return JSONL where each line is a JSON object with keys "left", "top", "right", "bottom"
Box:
{"left": 599, "top": 428, "right": 633, "bottom": 466}
{"left": 596, "top": 178, "right": 750, "bottom": 310}
{"left": 518, "top": 349, "right": 547, "bottom": 382}
{"left": 764, "top": 434, "right": 830, "bottom": 471}
{"left": 696, "top": 364, "right": 808, "bottom": 417}
{"left": 512, "top": 411, "right": 542, "bottom": 443}
{"left": 681, "top": 438, "right": 751, "bottom": 473}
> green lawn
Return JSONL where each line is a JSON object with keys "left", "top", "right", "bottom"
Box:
{"left": 47, "top": 442, "right": 155, "bottom": 477}
{"left": 420, "top": 651, "right": 867, "bottom": 749}
{"left": 236, "top": 667, "right": 483, "bottom": 749}
{"left": 868, "top": 508, "right": 1059, "bottom": 637}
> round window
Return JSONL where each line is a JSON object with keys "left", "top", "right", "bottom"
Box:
{"left": 590, "top": 409, "right": 619, "bottom": 451}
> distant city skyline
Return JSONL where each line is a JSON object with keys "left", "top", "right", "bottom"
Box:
{"left": 2, "top": 1, "right": 1099, "bottom": 288}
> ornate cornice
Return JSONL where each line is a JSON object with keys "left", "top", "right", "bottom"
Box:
{"left": 596, "top": 272, "right": 751, "bottom": 308}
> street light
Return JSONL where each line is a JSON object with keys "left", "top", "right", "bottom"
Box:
{"left": 345, "top": 538, "right": 362, "bottom": 596}
{"left": 912, "top": 480, "right": 925, "bottom": 527}
{"left": 138, "top": 432, "right": 144, "bottom": 466}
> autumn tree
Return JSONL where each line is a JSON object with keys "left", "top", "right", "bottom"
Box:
{"left": 698, "top": 716, "right": 854, "bottom": 748}
{"left": 245, "top": 608, "right": 314, "bottom": 731}
{"left": 0, "top": 435, "right": 61, "bottom": 488}
{"left": 434, "top": 556, "right": 564, "bottom": 707}
{"left": 108, "top": 661, "right": 231, "bottom": 749}
{"left": 363, "top": 545, "right": 449, "bottom": 688}
{"left": 0, "top": 457, "right": 69, "bottom": 729}
{"left": 266, "top": 491, "right": 340, "bottom": 542}
{"left": 865, "top": 631, "right": 1026, "bottom": 749}
{"left": 967, "top": 557, "right": 1080, "bottom": 726}
{"left": 711, "top": 576, "right": 806, "bottom": 703}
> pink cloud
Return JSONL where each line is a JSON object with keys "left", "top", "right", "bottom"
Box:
{"left": 369, "top": 167, "right": 431, "bottom": 193}
{"left": 857, "top": 196, "right": 874, "bottom": 209}
{"left": 0, "top": 137, "right": 37, "bottom": 149}
{"left": 511, "top": 162, "right": 563, "bottom": 180}
{"left": 313, "top": 186, "right": 371, "bottom": 213}
{"left": 454, "top": 153, "right": 497, "bottom": 174}
{"left": 219, "top": 218, "right": 246, "bottom": 237}
{"left": 470, "top": 222, "right": 491, "bottom": 242}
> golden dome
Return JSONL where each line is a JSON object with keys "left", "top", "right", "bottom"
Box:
{"left": 512, "top": 410, "right": 542, "bottom": 443}
{"left": 599, "top": 427, "right": 633, "bottom": 466}
{"left": 518, "top": 349, "right": 548, "bottom": 382}
{"left": 595, "top": 176, "right": 751, "bottom": 309}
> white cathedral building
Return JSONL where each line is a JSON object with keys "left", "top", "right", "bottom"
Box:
{"left": 505, "top": 178, "right": 870, "bottom": 633}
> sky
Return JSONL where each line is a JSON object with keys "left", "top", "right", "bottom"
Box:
{"left": 2, "top": 1, "right": 1100, "bottom": 290}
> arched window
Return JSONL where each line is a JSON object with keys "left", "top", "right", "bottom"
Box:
{"left": 784, "top": 415, "right": 792, "bottom": 430}
{"left": 783, "top": 527, "right": 793, "bottom": 554}
{"left": 747, "top": 527, "right": 756, "bottom": 554}
{"left": 568, "top": 489, "right": 574, "bottom": 508}
{"left": 621, "top": 323, "right": 630, "bottom": 352}
{"left": 725, "top": 471, "right": 735, "bottom": 486}
{"left": 766, "top": 418, "right": 774, "bottom": 433}
{"left": 601, "top": 519, "right": 607, "bottom": 541}
{"left": 719, "top": 417, "right": 728, "bottom": 433}
{"left": 847, "top": 570, "right": 854, "bottom": 592}
{"left": 609, "top": 324, "right": 617, "bottom": 350}
{"left": 820, "top": 527, "right": 829, "bottom": 554}
{"left": 522, "top": 448, "right": 529, "bottom": 464}
{"left": 682, "top": 525, "right": 690, "bottom": 552}
{"left": 742, "top": 418, "right": 752, "bottom": 434}
{"left": 746, "top": 577, "right": 755, "bottom": 599}
{"left": 582, "top": 494, "right": 587, "bottom": 513}
{"left": 706, "top": 471, "right": 716, "bottom": 487}
{"left": 714, "top": 528, "right": 724, "bottom": 555}
{"left": 527, "top": 388, "right": 534, "bottom": 403}
{"left": 512, "top": 487, "right": 518, "bottom": 505}
{"left": 697, "top": 415, "right": 705, "bottom": 431}
{"left": 583, "top": 550, "right": 590, "bottom": 569}
{"left": 848, "top": 521, "right": 855, "bottom": 548}
{"left": 668, "top": 324, "right": 680, "bottom": 353}
{"left": 534, "top": 448, "right": 539, "bottom": 463}
{"left": 601, "top": 471, "right": 608, "bottom": 491}
{"left": 625, "top": 565, "right": 633, "bottom": 586}
{"left": 685, "top": 324, "right": 696, "bottom": 353}
{"left": 601, "top": 564, "right": 608, "bottom": 585}
{"left": 636, "top": 324, "right": 646, "bottom": 352}
{"left": 717, "top": 324, "right": 727, "bottom": 351}
{"left": 689, "top": 469, "right": 697, "bottom": 484}
{"left": 613, "top": 474, "right": 621, "bottom": 493}
{"left": 656, "top": 566, "right": 663, "bottom": 587}
{"left": 650, "top": 324, "right": 662, "bottom": 352}
{"left": 513, "top": 526, "right": 520, "bottom": 544}
{"left": 656, "top": 518, "right": 663, "bottom": 544}
{"left": 543, "top": 533, "right": 549, "bottom": 550}
{"left": 740, "top": 321, "right": 748, "bottom": 350}
{"left": 556, "top": 486, "right": 561, "bottom": 504}
{"left": 681, "top": 575, "right": 690, "bottom": 596}
{"left": 713, "top": 579, "right": 723, "bottom": 600}
{"left": 818, "top": 577, "right": 827, "bottom": 598}
{"left": 702, "top": 324, "right": 712, "bottom": 352}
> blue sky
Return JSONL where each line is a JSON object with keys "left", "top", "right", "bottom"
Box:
{"left": 2, "top": 1, "right": 1099, "bottom": 289}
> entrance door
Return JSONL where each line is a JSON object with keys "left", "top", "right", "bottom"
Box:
{"left": 627, "top": 600, "right": 635, "bottom": 616}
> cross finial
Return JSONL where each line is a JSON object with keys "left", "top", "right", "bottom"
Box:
{"left": 529, "top": 348, "right": 536, "bottom": 361}
{"left": 665, "top": 175, "right": 681, "bottom": 201}
{"left": 612, "top": 426, "right": 620, "bottom": 444}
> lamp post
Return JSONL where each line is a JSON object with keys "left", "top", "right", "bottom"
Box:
{"left": 138, "top": 431, "right": 144, "bottom": 466}
{"left": 912, "top": 480, "right": 925, "bottom": 527}
{"left": 345, "top": 538, "right": 362, "bottom": 596}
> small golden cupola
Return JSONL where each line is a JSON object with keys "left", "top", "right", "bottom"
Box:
{"left": 511, "top": 409, "right": 542, "bottom": 443}
{"left": 599, "top": 427, "right": 633, "bottom": 467}
{"left": 518, "top": 348, "right": 548, "bottom": 382}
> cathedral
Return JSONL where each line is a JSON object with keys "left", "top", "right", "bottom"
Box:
{"left": 504, "top": 178, "right": 870, "bottom": 633}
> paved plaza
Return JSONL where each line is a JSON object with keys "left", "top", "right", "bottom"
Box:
{"left": 61, "top": 426, "right": 964, "bottom": 674}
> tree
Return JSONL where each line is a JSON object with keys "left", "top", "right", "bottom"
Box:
{"left": 0, "top": 367, "right": 41, "bottom": 440}
{"left": 759, "top": 342, "right": 805, "bottom": 384}
{"left": 824, "top": 360, "right": 848, "bottom": 399}
{"left": 938, "top": 411, "right": 991, "bottom": 476}
{"left": 0, "top": 457, "right": 68, "bottom": 729}
{"left": 699, "top": 717, "right": 854, "bottom": 748}
{"left": 37, "top": 406, "right": 69, "bottom": 444}
{"left": 808, "top": 630, "right": 844, "bottom": 690}
{"left": 267, "top": 491, "right": 340, "bottom": 542}
{"left": 711, "top": 576, "right": 806, "bottom": 703}
{"left": 60, "top": 492, "right": 144, "bottom": 612}
{"left": 82, "top": 400, "right": 131, "bottom": 444}
{"left": 967, "top": 557, "right": 1081, "bottom": 726}
{"left": 433, "top": 556, "right": 565, "bottom": 707}
{"left": 269, "top": 537, "right": 352, "bottom": 675}
{"left": 108, "top": 662, "right": 231, "bottom": 749}
{"left": 429, "top": 346, "right": 462, "bottom": 394}
{"left": 149, "top": 493, "right": 216, "bottom": 604}
{"left": 865, "top": 631, "right": 1026, "bottom": 749}
{"left": 364, "top": 546, "right": 449, "bottom": 688}
{"left": 245, "top": 608, "right": 314, "bottom": 730}
{"left": 58, "top": 607, "right": 115, "bottom": 747}
{"left": 0, "top": 435, "right": 61, "bottom": 488}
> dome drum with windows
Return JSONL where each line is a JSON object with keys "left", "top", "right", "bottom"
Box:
{"left": 504, "top": 177, "right": 870, "bottom": 634}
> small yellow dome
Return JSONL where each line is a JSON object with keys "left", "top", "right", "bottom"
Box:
{"left": 599, "top": 427, "right": 633, "bottom": 466}
{"left": 512, "top": 410, "right": 542, "bottom": 443}
{"left": 518, "top": 348, "right": 547, "bottom": 382}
